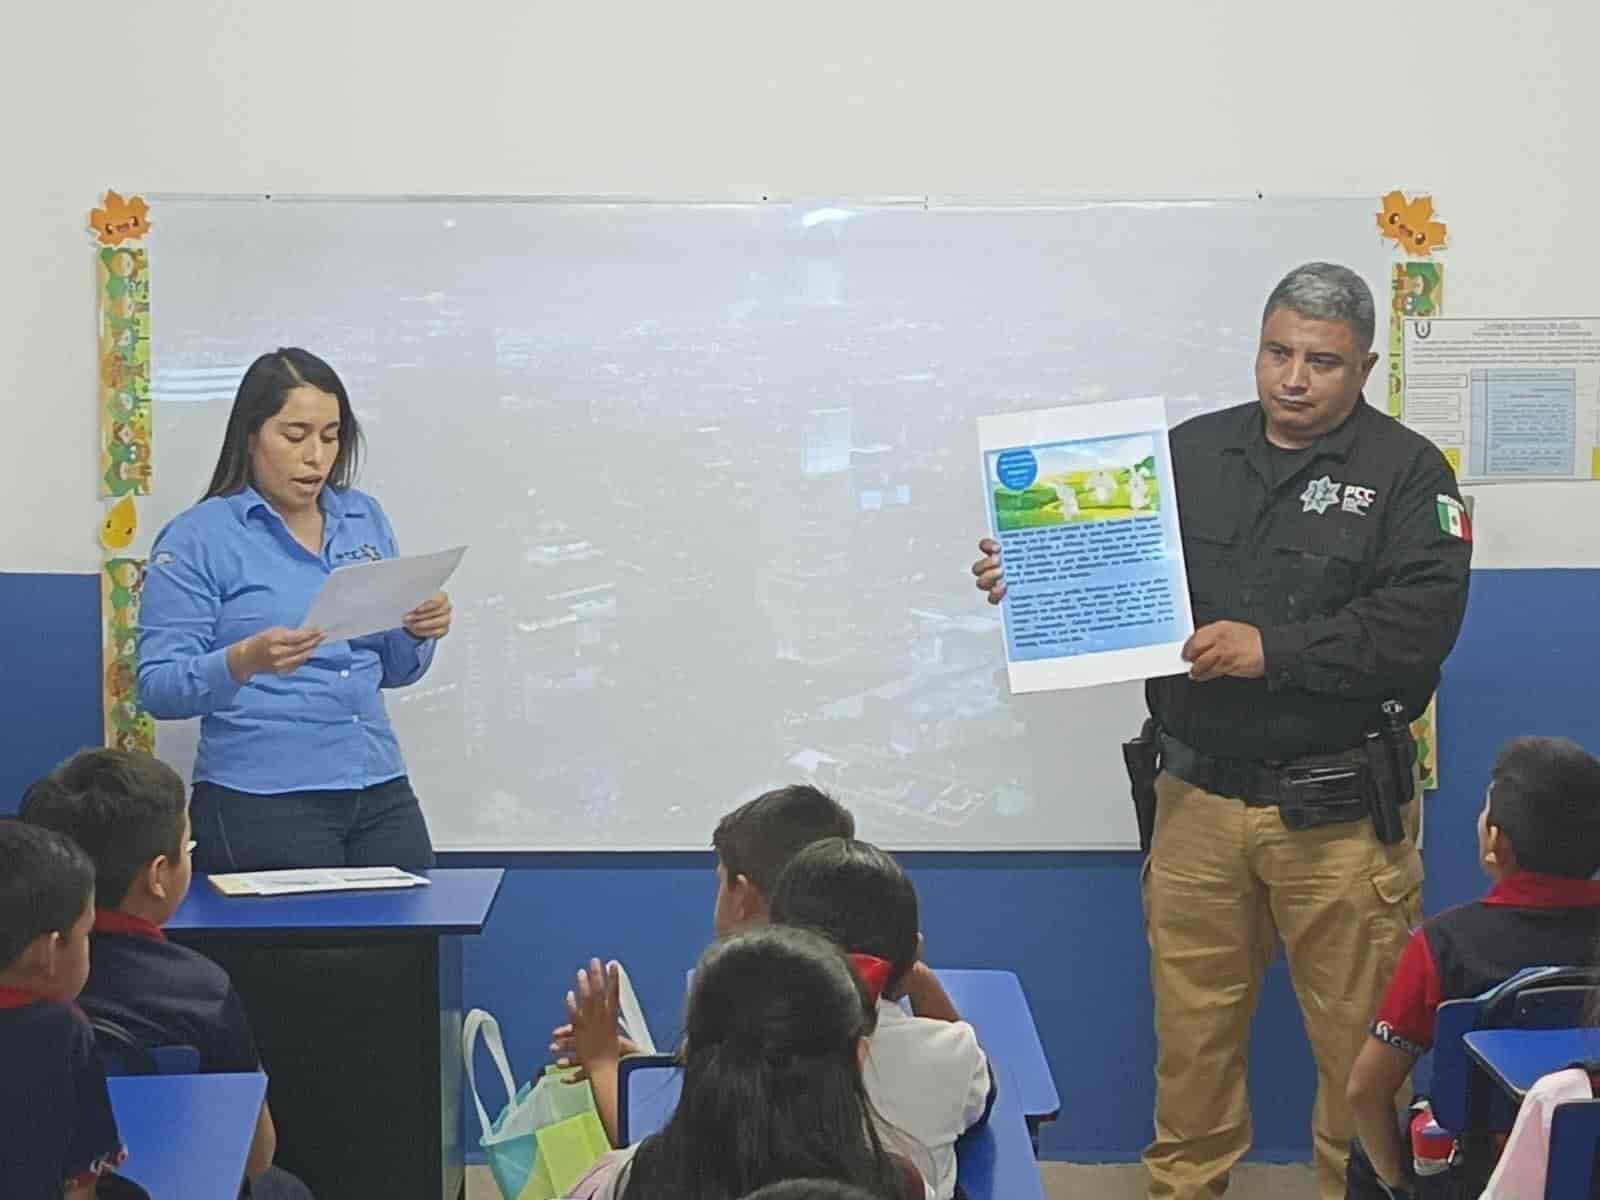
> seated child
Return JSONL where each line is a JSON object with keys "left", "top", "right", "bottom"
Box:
{"left": 768, "top": 838, "right": 994, "bottom": 1200}
{"left": 551, "top": 783, "right": 854, "bottom": 1075}
{"left": 564, "top": 925, "right": 931, "bottom": 1200}
{"left": 1346, "top": 736, "right": 1600, "bottom": 1198}
{"left": 22, "top": 749, "right": 312, "bottom": 1200}
{"left": 707, "top": 783, "right": 857, "bottom": 940}
{"left": 0, "top": 820, "right": 125, "bottom": 1199}
{"left": 741, "top": 1183, "right": 884, "bottom": 1200}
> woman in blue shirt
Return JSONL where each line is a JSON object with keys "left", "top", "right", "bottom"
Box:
{"left": 138, "top": 348, "right": 451, "bottom": 873}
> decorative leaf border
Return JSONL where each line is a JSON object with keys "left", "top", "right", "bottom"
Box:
{"left": 92, "top": 191, "right": 155, "bottom": 752}
{"left": 1381, "top": 191, "right": 1448, "bottom": 789}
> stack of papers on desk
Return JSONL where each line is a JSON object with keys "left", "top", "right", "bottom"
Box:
{"left": 209, "top": 867, "right": 431, "bottom": 897}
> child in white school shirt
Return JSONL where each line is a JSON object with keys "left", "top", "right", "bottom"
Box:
{"left": 769, "top": 838, "right": 996, "bottom": 1200}
{"left": 549, "top": 784, "right": 858, "bottom": 1143}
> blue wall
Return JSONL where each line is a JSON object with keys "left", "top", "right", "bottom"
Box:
{"left": 1, "top": 573, "right": 104, "bottom": 808}
{"left": 7, "top": 568, "right": 1598, "bottom": 1160}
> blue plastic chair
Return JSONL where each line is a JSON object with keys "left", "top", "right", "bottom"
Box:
{"left": 617, "top": 1054, "right": 681, "bottom": 1146}
{"left": 91, "top": 1015, "right": 202, "bottom": 1076}
{"left": 1545, "top": 1098, "right": 1600, "bottom": 1199}
{"left": 1433, "top": 967, "right": 1600, "bottom": 1134}
{"left": 1426, "top": 967, "right": 1600, "bottom": 1196}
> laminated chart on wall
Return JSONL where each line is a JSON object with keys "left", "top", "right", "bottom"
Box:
{"left": 1402, "top": 317, "right": 1600, "bottom": 482}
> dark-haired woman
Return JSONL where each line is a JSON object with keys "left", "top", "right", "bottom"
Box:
{"left": 138, "top": 348, "right": 450, "bottom": 874}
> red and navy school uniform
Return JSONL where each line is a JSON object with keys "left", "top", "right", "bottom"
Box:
{"left": 79, "top": 910, "right": 260, "bottom": 1073}
{"left": 1370, "top": 872, "right": 1600, "bottom": 1057}
{"left": 0, "top": 986, "right": 126, "bottom": 1198}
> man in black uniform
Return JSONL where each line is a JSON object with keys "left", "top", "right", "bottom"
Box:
{"left": 971, "top": 262, "right": 1472, "bottom": 1200}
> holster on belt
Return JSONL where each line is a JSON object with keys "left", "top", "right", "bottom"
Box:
{"left": 1121, "top": 719, "right": 1160, "bottom": 854}
{"left": 1362, "top": 700, "right": 1418, "bottom": 845}
{"left": 1159, "top": 730, "right": 1409, "bottom": 836}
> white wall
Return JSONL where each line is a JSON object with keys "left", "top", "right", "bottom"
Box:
{"left": 5, "top": 0, "right": 1597, "bottom": 572}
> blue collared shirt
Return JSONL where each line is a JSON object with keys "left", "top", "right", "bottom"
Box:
{"left": 138, "top": 485, "right": 437, "bottom": 794}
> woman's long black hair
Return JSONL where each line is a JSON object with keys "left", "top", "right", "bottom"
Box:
{"left": 201, "top": 348, "right": 363, "bottom": 501}
{"left": 621, "top": 925, "right": 907, "bottom": 1200}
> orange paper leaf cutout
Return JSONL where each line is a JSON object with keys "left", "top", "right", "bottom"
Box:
{"left": 89, "top": 191, "right": 152, "bottom": 246}
{"left": 1377, "top": 190, "right": 1447, "bottom": 257}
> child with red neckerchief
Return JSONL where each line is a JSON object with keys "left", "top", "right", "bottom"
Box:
{"left": 769, "top": 838, "right": 995, "bottom": 1200}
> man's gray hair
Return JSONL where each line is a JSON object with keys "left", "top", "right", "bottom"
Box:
{"left": 1262, "top": 262, "right": 1377, "bottom": 352}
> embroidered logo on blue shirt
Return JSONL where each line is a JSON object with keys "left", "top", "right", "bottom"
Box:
{"left": 333, "top": 544, "right": 384, "bottom": 564}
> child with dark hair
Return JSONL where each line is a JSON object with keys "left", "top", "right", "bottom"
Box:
{"left": 1347, "top": 736, "right": 1600, "bottom": 1197}
{"left": 551, "top": 784, "right": 854, "bottom": 1075}
{"left": 22, "top": 749, "right": 311, "bottom": 1200}
{"left": 0, "top": 820, "right": 125, "bottom": 1198}
{"left": 564, "top": 925, "right": 929, "bottom": 1200}
{"left": 741, "top": 1182, "right": 883, "bottom": 1200}
{"left": 709, "top": 785, "right": 858, "bottom": 934}
{"left": 769, "top": 838, "right": 994, "bottom": 1200}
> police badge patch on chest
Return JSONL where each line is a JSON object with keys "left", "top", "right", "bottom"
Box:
{"left": 1300, "top": 475, "right": 1377, "bottom": 517}
{"left": 1299, "top": 475, "right": 1342, "bottom": 514}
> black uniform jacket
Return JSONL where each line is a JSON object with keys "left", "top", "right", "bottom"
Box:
{"left": 1149, "top": 397, "right": 1472, "bottom": 761}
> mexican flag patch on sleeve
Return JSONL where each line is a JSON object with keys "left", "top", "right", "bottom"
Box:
{"left": 1436, "top": 494, "right": 1472, "bottom": 541}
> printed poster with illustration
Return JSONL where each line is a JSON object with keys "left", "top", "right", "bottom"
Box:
{"left": 978, "top": 397, "right": 1193, "bottom": 693}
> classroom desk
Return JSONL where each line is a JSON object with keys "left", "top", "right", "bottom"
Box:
{"left": 956, "top": 1075, "right": 1047, "bottom": 1200}
{"left": 168, "top": 869, "right": 503, "bottom": 1200}
{"left": 935, "top": 968, "right": 1061, "bottom": 1126}
{"left": 109, "top": 1072, "right": 265, "bottom": 1199}
{"left": 1463, "top": 1027, "right": 1600, "bottom": 1102}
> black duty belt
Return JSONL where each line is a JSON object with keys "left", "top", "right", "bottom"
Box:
{"left": 1158, "top": 730, "right": 1407, "bottom": 831}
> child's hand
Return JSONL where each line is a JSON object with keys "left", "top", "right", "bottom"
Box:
{"left": 565, "top": 959, "right": 622, "bottom": 1075}
{"left": 900, "top": 939, "right": 963, "bottom": 1022}
{"left": 549, "top": 1021, "right": 640, "bottom": 1081}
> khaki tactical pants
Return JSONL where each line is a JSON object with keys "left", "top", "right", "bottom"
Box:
{"left": 1141, "top": 770, "right": 1424, "bottom": 1200}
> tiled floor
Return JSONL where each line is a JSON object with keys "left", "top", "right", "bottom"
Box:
{"left": 465, "top": 1160, "right": 1318, "bottom": 1198}
{"left": 1036, "top": 1161, "right": 1316, "bottom": 1197}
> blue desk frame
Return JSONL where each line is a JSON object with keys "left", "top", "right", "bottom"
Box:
{"left": 935, "top": 968, "right": 1060, "bottom": 1127}
{"left": 168, "top": 869, "right": 502, "bottom": 1200}
{"left": 110, "top": 1072, "right": 266, "bottom": 1198}
{"left": 1463, "top": 1028, "right": 1600, "bottom": 1103}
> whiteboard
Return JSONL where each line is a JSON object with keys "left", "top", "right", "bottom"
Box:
{"left": 139, "top": 195, "right": 1387, "bottom": 850}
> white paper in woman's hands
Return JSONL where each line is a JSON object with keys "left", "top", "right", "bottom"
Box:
{"left": 302, "top": 546, "right": 467, "bottom": 641}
